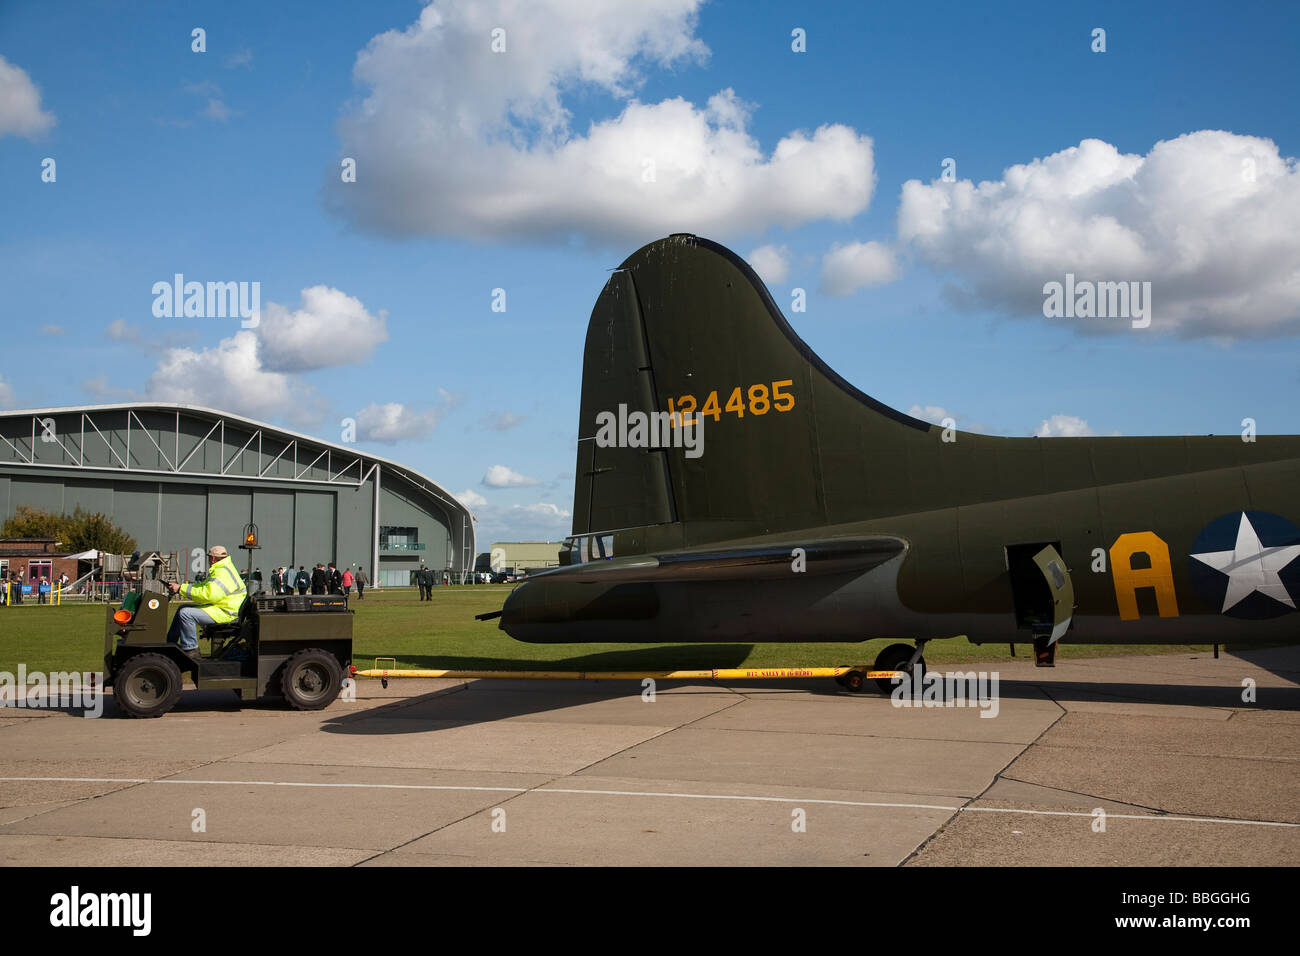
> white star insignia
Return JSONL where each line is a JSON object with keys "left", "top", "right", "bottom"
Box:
{"left": 1190, "top": 512, "right": 1300, "bottom": 613}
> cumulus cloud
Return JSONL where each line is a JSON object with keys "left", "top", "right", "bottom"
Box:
{"left": 483, "top": 464, "right": 541, "bottom": 488}
{"left": 899, "top": 131, "right": 1300, "bottom": 337}
{"left": 455, "top": 488, "right": 488, "bottom": 509}
{"left": 105, "top": 318, "right": 198, "bottom": 349}
{"left": 748, "top": 244, "right": 791, "bottom": 286}
{"left": 0, "top": 56, "right": 55, "bottom": 139}
{"left": 907, "top": 404, "right": 952, "bottom": 425}
{"left": 820, "top": 241, "right": 900, "bottom": 296}
{"left": 224, "top": 48, "right": 254, "bottom": 70}
{"left": 513, "top": 502, "right": 569, "bottom": 520}
{"left": 328, "top": 0, "right": 876, "bottom": 242}
{"left": 146, "top": 330, "right": 298, "bottom": 416}
{"left": 105, "top": 319, "right": 140, "bottom": 343}
{"left": 1034, "top": 415, "right": 1094, "bottom": 438}
{"left": 481, "top": 411, "right": 525, "bottom": 431}
{"left": 257, "top": 286, "right": 389, "bottom": 372}
{"left": 470, "top": 500, "right": 573, "bottom": 544}
{"left": 355, "top": 403, "right": 439, "bottom": 442}
{"left": 82, "top": 376, "right": 136, "bottom": 401}
{"left": 354, "top": 391, "right": 461, "bottom": 442}
{"left": 183, "top": 80, "right": 235, "bottom": 122}
{"left": 135, "top": 285, "right": 424, "bottom": 430}
{"left": 202, "top": 98, "right": 234, "bottom": 122}
{"left": 0, "top": 376, "right": 15, "bottom": 408}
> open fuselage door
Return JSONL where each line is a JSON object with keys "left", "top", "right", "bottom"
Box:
{"left": 1006, "top": 543, "right": 1075, "bottom": 666}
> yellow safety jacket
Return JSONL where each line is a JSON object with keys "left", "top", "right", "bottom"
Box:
{"left": 179, "top": 557, "right": 247, "bottom": 623}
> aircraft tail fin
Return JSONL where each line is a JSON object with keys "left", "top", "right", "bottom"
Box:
{"left": 572, "top": 234, "right": 930, "bottom": 546}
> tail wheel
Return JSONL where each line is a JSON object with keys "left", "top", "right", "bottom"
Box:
{"left": 115, "top": 652, "right": 183, "bottom": 718}
{"left": 281, "top": 648, "right": 343, "bottom": 711}
{"left": 873, "top": 642, "right": 925, "bottom": 694}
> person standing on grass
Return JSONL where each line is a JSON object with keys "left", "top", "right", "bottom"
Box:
{"left": 296, "top": 565, "right": 309, "bottom": 595}
{"left": 355, "top": 566, "right": 368, "bottom": 600}
{"left": 341, "top": 566, "right": 354, "bottom": 598}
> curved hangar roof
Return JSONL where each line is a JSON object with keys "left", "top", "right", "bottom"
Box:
{"left": 0, "top": 401, "right": 474, "bottom": 554}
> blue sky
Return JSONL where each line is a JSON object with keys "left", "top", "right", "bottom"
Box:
{"left": 2, "top": 0, "right": 1298, "bottom": 544}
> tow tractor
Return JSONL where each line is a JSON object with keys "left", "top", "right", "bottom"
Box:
{"left": 104, "top": 579, "right": 353, "bottom": 718}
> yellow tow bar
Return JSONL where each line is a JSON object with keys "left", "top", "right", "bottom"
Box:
{"left": 355, "top": 659, "right": 901, "bottom": 689}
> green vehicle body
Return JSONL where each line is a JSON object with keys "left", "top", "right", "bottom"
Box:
{"left": 104, "top": 589, "right": 353, "bottom": 716}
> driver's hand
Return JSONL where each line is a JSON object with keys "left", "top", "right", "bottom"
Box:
{"left": 167, "top": 581, "right": 179, "bottom": 594}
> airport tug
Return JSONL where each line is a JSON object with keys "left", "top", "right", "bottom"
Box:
{"left": 104, "top": 562, "right": 353, "bottom": 718}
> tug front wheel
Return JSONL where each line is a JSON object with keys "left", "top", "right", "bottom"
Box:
{"left": 115, "top": 653, "right": 183, "bottom": 718}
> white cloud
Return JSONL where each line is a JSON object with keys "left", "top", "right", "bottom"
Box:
{"left": 202, "top": 98, "right": 233, "bottom": 121}
{"left": 104, "top": 318, "right": 198, "bottom": 350}
{"left": 1034, "top": 414, "right": 1094, "bottom": 438}
{"left": 257, "top": 286, "right": 389, "bottom": 372}
{"left": 820, "top": 241, "right": 900, "bottom": 296}
{"left": 455, "top": 488, "right": 488, "bottom": 509}
{"left": 39, "top": 324, "right": 64, "bottom": 336}
{"left": 470, "top": 500, "right": 572, "bottom": 544}
{"left": 146, "top": 330, "right": 298, "bottom": 416}
{"left": 224, "top": 48, "right": 254, "bottom": 70}
{"left": 328, "top": 0, "right": 876, "bottom": 242}
{"left": 513, "top": 502, "right": 570, "bottom": 520}
{"left": 83, "top": 376, "right": 136, "bottom": 401}
{"left": 483, "top": 464, "right": 541, "bottom": 488}
{"left": 0, "top": 56, "right": 55, "bottom": 139}
{"left": 481, "top": 411, "right": 525, "bottom": 431}
{"left": 355, "top": 394, "right": 460, "bottom": 442}
{"left": 907, "top": 404, "right": 952, "bottom": 425}
{"left": 0, "top": 376, "right": 15, "bottom": 408}
{"left": 748, "top": 244, "right": 790, "bottom": 286}
{"left": 899, "top": 131, "right": 1300, "bottom": 337}
{"left": 105, "top": 319, "right": 140, "bottom": 342}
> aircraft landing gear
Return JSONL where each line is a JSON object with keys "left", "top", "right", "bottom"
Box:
{"left": 872, "top": 641, "right": 927, "bottom": 693}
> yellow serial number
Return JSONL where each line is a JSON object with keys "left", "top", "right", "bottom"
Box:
{"left": 667, "top": 380, "right": 795, "bottom": 425}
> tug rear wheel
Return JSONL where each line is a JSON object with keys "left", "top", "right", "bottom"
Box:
{"left": 281, "top": 648, "right": 343, "bottom": 711}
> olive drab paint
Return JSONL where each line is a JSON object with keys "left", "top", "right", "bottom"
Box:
{"left": 494, "top": 235, "right": 1300, "bottom": 651}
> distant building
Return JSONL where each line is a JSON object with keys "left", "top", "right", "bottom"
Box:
{"left": 485, "top": 541, "right": 563, "bottom": 576}
{"left": 0, "top": 403, "right": 475, "bottom": 588}
{"left": 0, "top": 538, "right": 78, "bottom": 591}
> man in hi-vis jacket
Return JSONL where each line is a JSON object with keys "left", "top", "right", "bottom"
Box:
{"left": 166, "top": 545, "right": 247, "bottom": 661}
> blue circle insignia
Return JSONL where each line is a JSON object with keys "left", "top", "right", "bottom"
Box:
{"left": 1187, "top": 511, "right": 1300, "bottom": 620}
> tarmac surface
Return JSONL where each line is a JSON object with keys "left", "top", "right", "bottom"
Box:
{"left": 1, "top": 646, "right": 1297, "bottom": 866}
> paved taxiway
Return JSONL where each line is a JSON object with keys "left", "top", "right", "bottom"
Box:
{"left": 1, "top": 647, "right": 1297, "bottom": 866}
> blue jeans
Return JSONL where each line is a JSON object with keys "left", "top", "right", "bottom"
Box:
{"left": 167, "top": 605, "right": 218, "bottom": 651}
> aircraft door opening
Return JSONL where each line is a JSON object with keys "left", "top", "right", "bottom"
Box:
{"left": 1005, "top": 542, "right": 1075, "bottom": 667}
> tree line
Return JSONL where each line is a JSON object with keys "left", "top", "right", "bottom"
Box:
{"left": 1, "top": 506, "right": 137, "bottom": 554}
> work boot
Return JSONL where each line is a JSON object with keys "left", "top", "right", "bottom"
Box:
{"left": 183, "top": 647, "right": 203, "bottom": 664}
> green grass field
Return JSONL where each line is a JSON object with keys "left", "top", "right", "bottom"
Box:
{"left": 0, "top": 585, "right": 1223, "bottom": 676}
